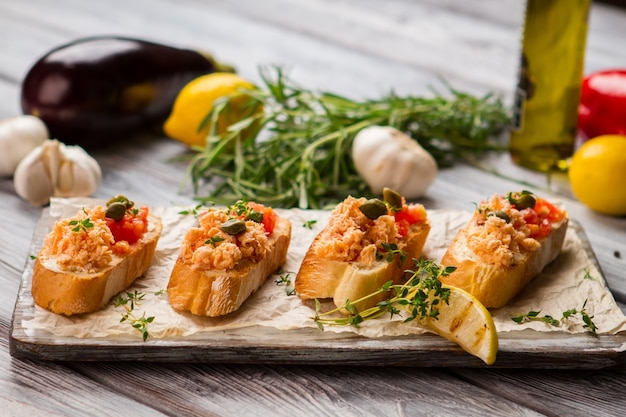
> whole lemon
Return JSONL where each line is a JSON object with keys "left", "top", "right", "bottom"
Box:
{"left": 163, "top": 72, "right": 261, "bottom": 148}
{"left": 568, "top": 135, "right": 626, "bottom": 216}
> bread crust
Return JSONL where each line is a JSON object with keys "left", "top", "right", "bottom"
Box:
{"left": 167, "top": 216, "right": 291, "bottom": 317}
{"left": 295, "top": 219, "right": 431, "bottom": 311}
{"left": 31, "top": 214, "right": 162, "bottom": 315}
{"left": 441, "top": 216, "right": 568, "bottom": 309}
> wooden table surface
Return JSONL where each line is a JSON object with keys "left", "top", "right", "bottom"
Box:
{"left": 2, "top": 0, "right": 626, "bottom": 416}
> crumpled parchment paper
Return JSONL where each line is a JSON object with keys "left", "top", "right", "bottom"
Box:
{"left": 22, "top": 198, "right": 626, "bottom": 340}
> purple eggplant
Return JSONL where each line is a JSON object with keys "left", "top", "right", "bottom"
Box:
{"left": 21, "top": 36, "right": 233, "bottom": 147}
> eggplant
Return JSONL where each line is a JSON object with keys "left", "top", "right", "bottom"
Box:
{"left": 21, "top": 36, "right": 233, "bottom": 148}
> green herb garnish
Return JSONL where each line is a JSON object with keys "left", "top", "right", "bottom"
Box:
{"left": 313, "top": 259, "right": 455, "bottom": 330}
{"left": 179, "top": 203, "right": 210, "bottom": 216}
{"left": 275, "top": 273, "right": 296, "bottom": 296}
{"left": 228, "top": 200, "right": 263, "bottom": 222}
{"left": 184, "top": 66, "right": 510, "bottom": 209}
{"left": 376, "top": 242, "right": 407, "bottom": 266}
{"left": 69, "top": 217, "right": 94, "bottom": 233}
{"left": 113, "top": 290, "right": 155, "bottom": 341}
{"left": 303, "top": 220, "right": 317, "bottom": 229}
{"left": 205, "top": 236, "right": 225, "bottom": 246}
{"left": 511, "top": 299, "right": 598, "bottom": 333}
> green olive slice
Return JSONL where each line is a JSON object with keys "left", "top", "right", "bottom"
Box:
{"left": 382, "top": 187, "right": 403, "bottom": 211}
{"left": 106, "top": 195, "right": 133, "bottom": 209}
{"left": 221, "top": 218, "right": 247, "bottom": 235}
{"left": 105, "top": 202, "right": 127, "bottom": 221}
{"left": 515, "top": 193, "right": 537, "bottom": 210}
{"left": 359, "top": 198, "right": 388, "bottom": 220}
{"left": 487, "top": 210, "right": 511, "bottom": 223}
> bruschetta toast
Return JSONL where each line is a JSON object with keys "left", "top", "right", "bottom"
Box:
{"left": 32, "top": 195, "right": 162, "bottom": 315}
{"left": 167, "top": 201, "right": 291, "bottom": 317}
{"left": 295, "top": 188, "right": 431, "bottom": 311}
{"left": 440, "top": 190, "right": 568, "bottom": 308}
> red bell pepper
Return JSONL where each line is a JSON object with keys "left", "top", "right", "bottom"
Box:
{"left": 578, "top": 69, "right": 626, "bottom": 140}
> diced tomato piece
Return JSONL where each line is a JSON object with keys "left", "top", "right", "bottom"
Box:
{"left": 247, "top": 202, "right": 277, "bottom": 235}
{"left": 534, "top": 198, "right": 566, "bottom": 223}
{"left": 394, "top": 204, "right": 426, "bottom": 226}
{"left": 106, "top": 206, "right": 149, "bottom": 244}
{"left": 261, "top": 208, "right": 277, "bottom": 235}
{"left": 395, "top": 219, "right": 410, "bottom": 237}
{"left": 393, "top": 204, "right": 426, "bottom": 237}
{"left": 528, "top": 219, "right": 552, "bottom": 239}
{"left": 518, "top": 197, "right": 563, "bottom": 239}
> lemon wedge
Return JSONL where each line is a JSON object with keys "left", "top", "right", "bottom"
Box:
{"left": 419, "top": 284, "right": 498, "bottom": 365}
{"left": 313, "top": 260, "right": 498, "bottom": 365}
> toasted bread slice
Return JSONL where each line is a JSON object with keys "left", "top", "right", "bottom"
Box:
{"left": 440, "top": 191, "right": 568, "bottom": 308}
{"left": 296, "top": 221, "right": 430, "bottom": 311}
{"left": 32, "top": 212, "right": 162, "bottom": 315}
{"left": 167, "top": 212, "right": 291, "bottom": 317}
{"left": 295, "top": 194, "right": 430, "bottom": 311}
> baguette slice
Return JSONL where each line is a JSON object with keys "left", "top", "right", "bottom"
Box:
{"left": 296, "top": 222, "right": 430, "bottom": 311}
{"left": 167, "top": 215, "right": 291, "bottom": 317}
{"left": 295, "top": 194, "right": 430, "bottom": 311}
{"left": 440, "top": 192, "right": 568, "bottom": 308}
{"left": 32, "top": 213, "right": 162, "bottom": 316}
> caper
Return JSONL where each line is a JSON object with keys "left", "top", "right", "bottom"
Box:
{"left": 220, "top": 218, "right": 247, "bottom": 235}
{"left": 106, "top": 195, "right": 133, "bottom": 209}
{"left": 382, "top": 187, "right": 403, "bottom": 211}
{"left": 105, "top": 202, "right": 127, "bottom": 221}
{"left": 487, "top": 210, "right": 511, "bottom": 223}
{"left": 515, "top": 193, "right": 536, "bottom": 210}
{"left": 359, "top": 198, "right": 388, "bottom": 220}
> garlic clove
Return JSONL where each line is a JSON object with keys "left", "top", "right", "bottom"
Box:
{"left": 13, "top": 147, "right": 54, "bottom": 206}
{"left": 55, "top": 146, "right": 102, "bottom": 197}
{"left": 0, "top": 115, "right": 49, "bottom": 177}
{"left": 62, "top": 144, "right": 103, "bottom": 187}
{"left": 13, "top": 139, "right": 102, "bottom": 206}
{"left": 57, "top": 159, "right": 74, "bottom": 194}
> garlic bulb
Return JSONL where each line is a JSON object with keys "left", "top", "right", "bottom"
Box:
{"left": 14, "top": 139, "right": 102, "bottom": 206}
{"left": 352, "top": 126, "right": 437, "bottom": 199}
{"left": 0, "top": 115, "right": 49, "bottom": 177}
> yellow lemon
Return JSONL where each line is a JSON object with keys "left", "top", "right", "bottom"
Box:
{"left": 163, "top": 72, "right": 261, "bottom": 148}
{"left": 420, "top": 285, "right": 498, "bottom": 365}
{"left": 568, "top": 135, "right": 626, "bottom": 216}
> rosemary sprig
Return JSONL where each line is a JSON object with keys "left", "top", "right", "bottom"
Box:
{"left": 511, "top": 299, "right": 598, "bottom": 333}
{"left": 184, "top": 66, "right": 510, "bottom": 209}
{"left": 113, "top": 290, "right": 155, "bottom": 341}
{"left": 313, "top": 259, "right": 456, "bottom": 330}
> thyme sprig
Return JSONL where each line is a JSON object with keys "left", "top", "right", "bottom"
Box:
{"left": 184, "top": 66, "right": 510, "bottom": 209}
{"left": 511, "top": 299, "right": 598, "bottom": 333}
{"left": 69, "top": 209, "right": 94, "bottom": 232}
{"left": 275, "top": 273, "right": 296, "bottom": 296}
{"left": 313, "top": 259, "right": 456, "bottom": 330}
{"left": 113, "top": 290, "right": 155, "bottom": 341}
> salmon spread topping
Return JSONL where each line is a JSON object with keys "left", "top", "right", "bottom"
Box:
{"left": 468, "top": 194, "right": 548, "bottom": 267}
{"left": 312, "top": 196, "right": 407, "bottom": 266}
{"left": 41, "top": 206, "right": 115, "bottom": 274}
{"left": 180, "top": 208, "right": 270, "bottom": 271}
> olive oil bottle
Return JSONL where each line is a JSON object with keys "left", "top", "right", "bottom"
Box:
{"left": 509, "top": 0, "right": 591, "bottom": 172}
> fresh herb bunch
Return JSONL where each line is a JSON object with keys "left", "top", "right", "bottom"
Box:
{"left": 313, "top": 259, "right": 456, "bottom": 329}
{"left": 185, "top": 66, "right": 510, "bottom": 209}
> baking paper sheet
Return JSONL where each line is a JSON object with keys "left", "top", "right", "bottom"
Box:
{"left": 21, "top": 198, "right": 626, "bottom": 340}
